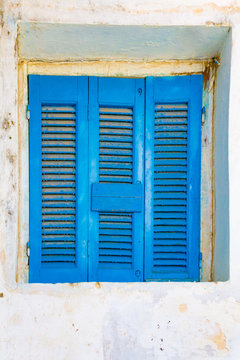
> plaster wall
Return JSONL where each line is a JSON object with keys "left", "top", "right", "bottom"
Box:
{"left": 0, "top": 1, "right": 239, "bottom": 359}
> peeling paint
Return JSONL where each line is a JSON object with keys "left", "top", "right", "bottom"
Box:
{"left": 26, "top": 60, "right": 207, "bottom": 77}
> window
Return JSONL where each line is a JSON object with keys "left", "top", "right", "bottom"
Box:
{"left": 29, "top": 74, "right": 202, "bottom": 283}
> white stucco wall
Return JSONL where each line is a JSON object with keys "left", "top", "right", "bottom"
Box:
{"left": 0, "top": 1, "right": 240, "bottom": 359}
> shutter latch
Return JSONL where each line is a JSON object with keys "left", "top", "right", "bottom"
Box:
{"left": 199, "top": 252, "right": 202, "bottom": 269}
{"left": 201, "top": 106, "right": 206, "bottom": 125}
{"left": 26, "top": 241, "right": 30, "bottom": 262}
{"left": 26, "top": 104, "right": 30, "bottom": 120}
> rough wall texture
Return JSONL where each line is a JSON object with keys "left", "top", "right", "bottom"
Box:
{"left": 0, "top": 1, "right": 240, "bottom": 359}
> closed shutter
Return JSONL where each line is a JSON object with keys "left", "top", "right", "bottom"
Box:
{"left": 29, "top": 75, "right": 88, "bottom": 283}
{"left": 88, "top": 77, "right": 144, "bottom": 281}
{"left": 29, "top": 75, "right": 202, "bottom": 283}
{"left": 145, "top": 76, "right": 202, "bottom": 281}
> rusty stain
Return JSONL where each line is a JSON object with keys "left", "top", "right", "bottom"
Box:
{"left": 0, "top": 250, "right": 6, "bottom": 266}
{"left": 203, "top": 61, "right": 218, "bottom": 91}
{"left": 209, "top": 323, "right": 229, "bottom": 351}
{"left": 192, "top": 8, "right": 203, "bottom": 15}
{"left": 74, "top": 3, "right": 240, "bottom": 17}
{"left": 0, "top": 11, "right": 3, "bottom": 29}
{"left": 203, "top": 64, "right": 211, "bottom": 90}
{"left": 15, "top": 22, "right": 20, "bottom": 59}
{"left": 95, "top": 282, "right": 101, "bottom": 289}
{"left": 205, "top": 21, "right": 228, "bottom": 27}
{"left": 2, "top": 116, "right": 14, "bottom": 130}
{"left": 27, "top": 60, "right": 207, "bottom": 78}
{"left": 69, "top": 282, "right": 77, "bottom": 287}
{"left": 179, "top": 304, "right": 188, "bottom": 313}
{"left": 0, "top": 293, "right": 4, "bottom": 298}
{"left": 6, "top": 149, "right": 16, "bottom": 164}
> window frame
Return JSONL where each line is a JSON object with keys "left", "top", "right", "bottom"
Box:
{"left": 17, "top": 60, "right": 214, "bottom": 283}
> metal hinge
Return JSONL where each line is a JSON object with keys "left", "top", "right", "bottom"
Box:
{"left": 26, "top": 242, "right": 30, "bottom": 258}
{"left": 26, "top": 104, "right": 30, "bottom": 120}
{"left": 199, "top": 252, "right": 202, "bottom": 269}
{"left": 201, "top": 106, "right": 206, "bottom": 125}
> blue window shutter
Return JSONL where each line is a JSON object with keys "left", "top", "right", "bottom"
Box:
{"left": 88, "top": 77, "right": 144, "bottom": 281}
{"left": 145, "top": 75, "right": 202, "bottom": 281}
{"left": 29, "top": 75, "right": 88, "bottom": 283}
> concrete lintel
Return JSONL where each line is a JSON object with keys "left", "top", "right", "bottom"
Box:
{"left": 18, "top": 23, "right": 230, "bottom": 61}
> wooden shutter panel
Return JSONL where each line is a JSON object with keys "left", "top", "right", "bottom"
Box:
{"left": 88, "top": 77, "right": 144, "bottom": 281}
{"left": 145, "top": 76, "right": 202, "bottom": 281}
{"left": 29, "top": 75, "right": 88, "bottom": 283}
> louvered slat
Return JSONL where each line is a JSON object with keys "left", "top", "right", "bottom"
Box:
{"left": 99, "top": 107, "right": 133, "bottom": 184}
{"left": 98, "top": 106, "right": 134, "bottom": 267}
{"left": 41, "top": 104, "right": 76, "bottom": 265}
{"left": 153, "top": 103, "right": 188, "bottom": 272}
{"left": 99, "top": 213, "right": 133, "bottom": 266}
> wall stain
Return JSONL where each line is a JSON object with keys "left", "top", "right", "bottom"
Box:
{"left": 2, "top": 115, "right": 14, "bottom": 131}
{"left": 179, "top": 304, "right": 188, "bottom": 313}
{"left": 203, "top": 64, "right": 211, "bottom": 90}
{"left": 209, "top": 323, "right": 229, "bottom": 352}
{"left": 6, "top": 149, "right": 16, "bottom": 165}
{"left": 10, "top": 314, "right": 22, "bottom": 326}
{"left": 0, "top": 250, "right": 6, "bottom": 266}
{"left": 81, "top": 3, "right": 240, "bottom": 17}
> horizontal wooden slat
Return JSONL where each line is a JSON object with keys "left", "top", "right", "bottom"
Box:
{"left": 99, "top": 242, "right": 132, "bottom": 250}
{"left": 99, "top": 256, "right": 132, "bottom": 264}
{"left": 153, "top": 102, "right": 188, "bottom": 272}
{"left": 153, "top": 259, "right": 187, "bottom": 266}
{"left": 40, "top": 104, "right": 77, "bottom": 265}
{"left": 153, "top": 253, "right": 187, "bottom": 260}
{"left": 153, "top": 245, "right": 186, "bottom": 252}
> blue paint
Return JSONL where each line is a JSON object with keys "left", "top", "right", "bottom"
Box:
{"left": 92, "top": 183, "right": 142, "bottom": 212}
{"left": 29, "top": 75, "right": 202, "bottom": 283}
{"left": 29, "top": 75, "right": 88, "bottom": 283}
{"left": 88, "top": 77, "right": 144, "bottom": 282}
{"left": 144, "top": 75, "right": 202, "bottom": 281}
